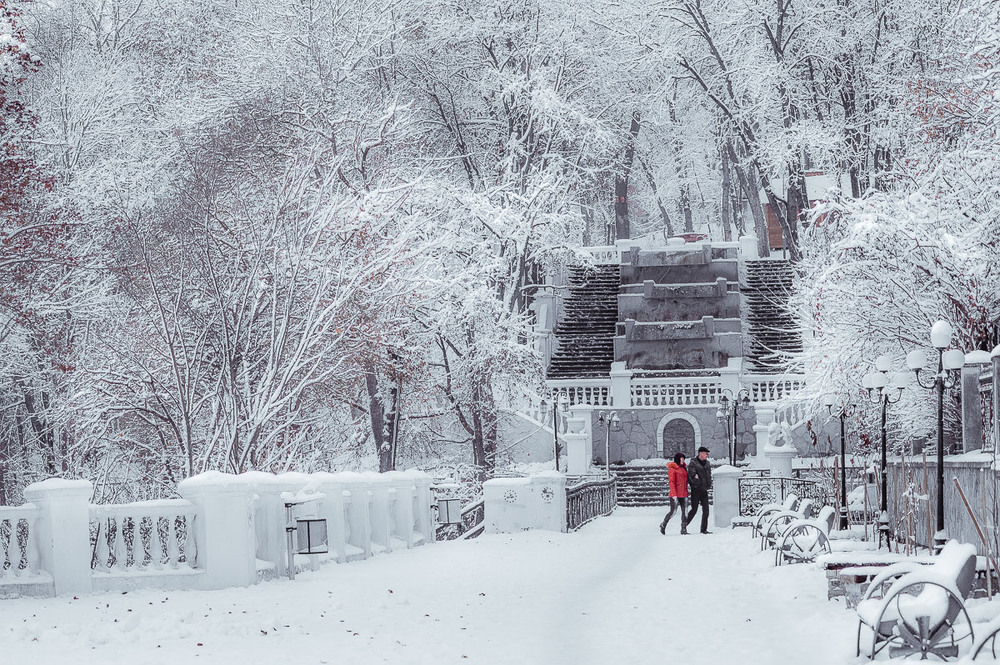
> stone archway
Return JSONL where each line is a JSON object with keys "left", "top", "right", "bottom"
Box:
{"left": 656, "top": 412, "right": 702, "bottom": 459}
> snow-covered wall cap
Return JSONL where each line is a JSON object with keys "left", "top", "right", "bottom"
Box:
{"left": 531, "top": 470, "right": 566, "bottom": 479}
{"left": 966, "top": 350, "right": 992, "bottom": 365}
{"left": 483, "top": 477, "right": 531, "bottom": 488}
{"left": 23, "top": 478, "right": 92, "bottom": 496}
{"left": 403, "top": 469, "right": 432, "bottom": 480}
{"left": 713, "top": 464, "right": 744, "bottom": 477}
{"left": 239, "top": 471, "right": 280, "bottom": 486}
{"left": 382, "top": 471, "right": 414, "bottom": 482}
{"left": 178, "top": 470, "right": 252, "bottom": 493}
{"left": 359, "top": 471, "right": 392, "bottom": 485}
{"left": 992, "top": 344, "right": 1000, "bottom": 358}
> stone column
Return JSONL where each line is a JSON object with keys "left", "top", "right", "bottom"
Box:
{"left": 178, "top": 472, "right": 257, "bottom": 590}
{"left": 609, "top": 362, "right": 632, "bottom": 409}
{"left": 23, "top": 479, "right": 93, "bottom": 595}
{"left": 530, "top": 471, "right": 568, "bottom": 533}
{"left": 564, "top": 411, "right": 591, "bottom": 476}
{"left": 712, "top": 466, "right": 744, "bottom": 528}
{"left": 752, "top": 402, "right": 777, "bottom": 467}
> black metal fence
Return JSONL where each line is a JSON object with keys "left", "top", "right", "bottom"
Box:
{"left": 566, "top": 477, "right": 617, "bottom": 531}
{"left": 737, "top": 476, "right": 831, "bottom": 517}
{"left": 435, "top": 498, "right": 486, "bottom": 541}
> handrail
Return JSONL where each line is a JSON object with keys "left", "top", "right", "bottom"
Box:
{"left": 566, "top": 477, "right": 617, "bottom": 531}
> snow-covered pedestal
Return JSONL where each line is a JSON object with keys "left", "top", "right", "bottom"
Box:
{"left": 178, "top": 472, "right": 257, "bottom": 590}
{"left": 407, "top": 469, "right": 435, "bottom": 545}
{"left": 23, "top": 479, "right": 93, "bottom": 595}
{"left": 712, "top": 465, "right": 743, "bottom": 529}
{"left": 484, "top": 472, "right": 568, "bottom": 533}
{"left": 752, "top": 403, "right": 777, "bottom": 468}
{"left": 763, "top": 444, "right": 795, "bottom": 479}
{"left": 564, "top": 411, "right": 592, "bottom": 476}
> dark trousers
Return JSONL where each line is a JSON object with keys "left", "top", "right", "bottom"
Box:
{"left": 662, "top": 498, "right": 688, "bottom": 528}
{"left": 686, "top": 488, "right": 710, "bottom": 532}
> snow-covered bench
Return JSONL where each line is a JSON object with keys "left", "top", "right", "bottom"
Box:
{"left": 760, "top": 497, "right": 818, "bottom": 551}
{"left": 773, "top": 505, "right": 836, "bottom": 566}
{"left": 855, "top": 541, "right": 977, "bottom": 659}
{"left": 747, "top": 493, "right": 799, "bottom": 538}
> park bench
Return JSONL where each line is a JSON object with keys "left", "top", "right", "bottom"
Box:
{"left": 760, "top": 498, "right": 818, "bottom": 551}
{"left": 855, "top": 541, "right": 977, "bottom": 659}
{"left": 747, "top": 493, "right": 800, "bottom": 538}
{"left": 773, "top": 505, "right": 836, "bottom": 566}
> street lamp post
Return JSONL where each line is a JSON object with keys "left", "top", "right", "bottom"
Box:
{"left": 823, "top": 396, "right": 856, "bottom": 531}
{"left": 907, "top": 320, "right": 964, "bottom": 553}
{"left": 542, "top": 394, "right": 569, "bottom": 472}
{"left": 862, "top": 355, "right": 904, "bottom": 548}
{"left": 597, "top": 411, "right": 621, "bottom": 479}
{"left": 718, "top": 389, "right": 751, "bottom": 466}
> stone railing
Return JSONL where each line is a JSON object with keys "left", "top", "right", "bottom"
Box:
{"left": 630, "top": 376, "right": 723, "bottom": 407}
{"left": 745, "top": 374, "right": 806, "bottom": 402}
{"left": 566, "top": 477, "right": 617, "bottom": 531}
{"left": 90, "top": 499, "right": 200, "bottom": 589}
{"left": 4, "top": 470, "right": 435, "bottom": 597}
{"left": 543, "top": 366, "right": 805, "bottom": 411}
{"left": 0, "top": 505, "right": 44, "bottom": 587}
{"left": 547, "top": 379, "right": 612, "bottom": 407}
{"left": 582, "top": 245, "right": 622, "bottom": 264}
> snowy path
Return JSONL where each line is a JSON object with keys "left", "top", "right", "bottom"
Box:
{"left": 0, "top": 507, "right": 861, "bottom": 664}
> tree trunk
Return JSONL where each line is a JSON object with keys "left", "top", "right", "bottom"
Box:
{"left": 614, "top": 111, "right": 641, "bottom": 241}
{"left": 727, "top": 141, "right": 769, "bottom": 257}
{"left": 720, "top": 140, "right": 733, "bottom": 241}
{"left": 365, "top": 370, "right": 394, "bottom": 472}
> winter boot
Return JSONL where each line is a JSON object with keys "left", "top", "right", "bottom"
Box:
{"left": 680, "top": 520, "right": 688, "bottom": 535}
{"left": 659, "top": 521, "right": 667, "bottom": 535}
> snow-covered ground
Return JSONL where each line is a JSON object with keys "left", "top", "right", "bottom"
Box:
{"left": 1, "top": 507, "right": 864, "bottom": 664}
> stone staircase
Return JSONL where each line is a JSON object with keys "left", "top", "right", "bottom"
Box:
{"left": 612, "top": 465, "right": 671, "bottom": 506}
{"left": 742, "top": 260, "right": 802, "bottom": 372}
{"left": 547, "top": 265, "right": 620, "bottom": 379}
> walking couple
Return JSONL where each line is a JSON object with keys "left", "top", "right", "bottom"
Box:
{"left": 659, "top": 446, "right": 712, "bottom": 535}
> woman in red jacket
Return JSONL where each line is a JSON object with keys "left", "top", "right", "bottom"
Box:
{"left": 659, "top": 452, "right": 689, "bottom": 535}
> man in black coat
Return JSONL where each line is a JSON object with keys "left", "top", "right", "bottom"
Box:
{"left": 685, "top": 446, "right": 713, "bottom": 534}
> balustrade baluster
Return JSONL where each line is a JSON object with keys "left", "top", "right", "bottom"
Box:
{"left": 184, "top": 513, "right": 198, "bottom": 567}
{"left": 94, "top": 519, "right": 110, "bottom": 571}
{"left": 111, "top": 517, "right": 126, "bottom": 570}
{"left": 150, "top": 516, "right": 165, "bottom": 568}
{"left": 129, "top": 515, "right": 141, "bottom": 567}
{"left": 24, "top": 517, "right": 39, "bottom": 576}
{"left": 1, "top": 519, "right": 10, "bottom": 577}
{"left": 166, "top": 517, "right": 180, "bottom": 568}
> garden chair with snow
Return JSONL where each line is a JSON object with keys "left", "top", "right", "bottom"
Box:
{"left": 760, "top": 498, "right": 817, "bottom": 551}
{"left": 750, "top": 493, "right": 800, "bottom": 538}
{"left": 855, "top": 541, "right": 977, "bottom": 660}
{"left": 774, "top": 505, "right": 836, "bottom": 566}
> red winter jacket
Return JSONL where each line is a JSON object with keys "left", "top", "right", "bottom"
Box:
{"left": 667, "top": 462, "right": 689, "bottom": 498}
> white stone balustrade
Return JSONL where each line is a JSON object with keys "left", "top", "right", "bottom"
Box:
{"left": 483, "top": 472, "right": 568, "bottom": 534}
{"left": 89, "top": 499, "right": 201, "bottom": 591}
{"left": 2, "top": 470, "right": 433, "bottom": 597}
{"left": 0, "top": 504, "right": 44, "bottom": 592}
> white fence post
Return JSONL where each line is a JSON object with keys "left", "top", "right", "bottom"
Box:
{"left": 384, "top": 471, "right": 416, "bottom": 549}
{"left": 713, "top": 466, "right": 744, "bottom": 528}
{"left": 530, "top": 471, "right": 567, "bottom": 532}
{"left": 178, "top": 472, "right": 257, "bottom": 589}
{"left": 407, "top": 470, "right": 435, "bottom": 545}
{"left": 23, "top": 479, "right": 93, "bottom": 595}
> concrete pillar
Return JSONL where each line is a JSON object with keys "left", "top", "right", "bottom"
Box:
{"left": 765, "top": 445, "right": 795, "bottom": 479}
{"left": 712, "top": 466, "right": 744, "bottom": 528}
{"left": 564, "top": 414, "right": 591, "bottom": 476}
{"left": 384, "top": 471, "right": 416, "bottom": 549}
{"left": 739, "top": 235, "right": 760, "bottom": 260}
{"left": 530, "top": 471, "right": 568, "bottom": 533}
{"left": 609, "top": 361, "right": 632, "bottom": 408}
{"left": 177, "top": 472, "right": 257, "bottom": 589}
{"left": 23, "top": 479, "right": 93, "bottom": 595}
{"left": 406, "top": 470, "right": 435, "bottom": 545}
{"left": 961, "top": 365, "right": 983, "bottom": 452}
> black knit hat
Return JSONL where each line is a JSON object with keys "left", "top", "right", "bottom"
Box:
{"left": 697, "top": 446, "right": 710, "bottom": 454}
{"left": 673, "top": 452, "right": 686, "bottom": 465}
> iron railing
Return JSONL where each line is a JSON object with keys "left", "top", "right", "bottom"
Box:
{"left": 435, "top": 498, "right": 486, "bottom": 541}
{"left": 737, "top": 476, "right": 831, "bottom": 517}
{"left": 566, "top": 477, "right": 617, "bottom": 531}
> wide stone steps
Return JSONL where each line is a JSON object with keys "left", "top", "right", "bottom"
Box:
{"left": 613, "top": 466, "right": 671, "bottom": 506}
{"left": 743, "top": 260, "right": 801, "bottom": 372}
{"left": 548, "top": 264, "right": 620, "bottom": 379}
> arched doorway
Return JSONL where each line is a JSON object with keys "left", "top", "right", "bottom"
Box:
{"left": 656, "top": 413, "right": 701, "bottom": 458}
